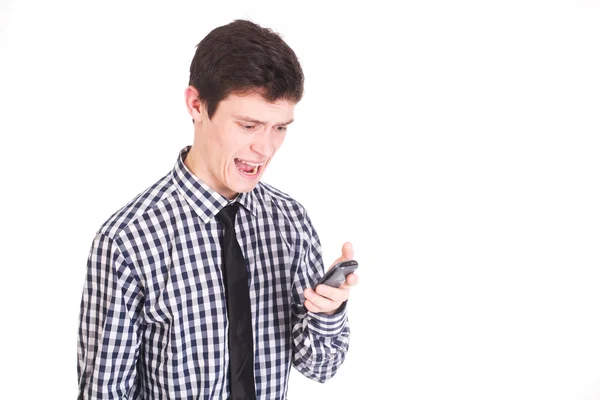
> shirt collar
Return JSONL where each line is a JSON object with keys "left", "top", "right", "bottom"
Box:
{"left": 171, "top": 145, "right": 258, "bottom": 224}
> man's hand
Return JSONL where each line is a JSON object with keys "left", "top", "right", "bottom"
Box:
{"left": 303, "top": 242, "right": 360, "bottom": 315}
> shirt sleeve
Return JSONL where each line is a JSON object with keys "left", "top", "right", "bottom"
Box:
{"left": 290, "top": 210, "right": 351, "bottom": 383}
{"left": 77, "top": 232, "right": 143, "bottom": 399}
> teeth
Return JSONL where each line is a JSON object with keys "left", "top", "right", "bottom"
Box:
{"left": 237, "top": 159, "right": 263, "bottom": 174}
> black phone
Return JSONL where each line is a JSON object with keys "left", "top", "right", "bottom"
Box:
{"left": 313, "top": 260, "right": 358, "bottom": 289}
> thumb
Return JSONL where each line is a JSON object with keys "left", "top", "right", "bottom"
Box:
{"left": 327, "top": 242, "right": 355, "bottom": 271}
{"left": 341, "top": 242, "right": 354, "bottom": 261}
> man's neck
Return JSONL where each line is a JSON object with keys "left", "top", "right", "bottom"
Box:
{"left": 184, "top": 147, "right": 237, "bottom": 200}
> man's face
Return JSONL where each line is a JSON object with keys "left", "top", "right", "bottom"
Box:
{"left": 190, "top": 91, "right": 295, "bottom": 199}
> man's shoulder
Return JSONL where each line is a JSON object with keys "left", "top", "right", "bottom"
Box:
{"left": 255, "top": 181, "right": 305, "bottom": 211}
{"left": 253, "top": 181, "right": 312, "bottom": 228}
{"left": 96, "top": 171, "right": 178, "bottom": 242}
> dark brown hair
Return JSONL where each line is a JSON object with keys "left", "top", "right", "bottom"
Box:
{"left": 189, "top": 19, "right": 304, "bottom": 119}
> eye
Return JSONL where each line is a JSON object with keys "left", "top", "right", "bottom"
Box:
{"left": 275, "top": 126, "right": 288, "bottom": 132}
{"left": 240, "top": 123, "right": 256, "bottom": 131}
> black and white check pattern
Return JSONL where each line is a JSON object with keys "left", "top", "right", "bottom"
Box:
{"left": 78, "top": 145, "right": 350, "bottom": 399}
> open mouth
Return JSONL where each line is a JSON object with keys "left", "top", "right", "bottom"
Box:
{"left": 234, "top": 158, "right": 264, "bottom": 177}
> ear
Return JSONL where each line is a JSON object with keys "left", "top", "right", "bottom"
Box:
{"left": 184, "top": 86, "right": 205, "bottom": 124}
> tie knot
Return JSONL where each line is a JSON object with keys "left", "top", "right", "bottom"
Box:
{"left": 216, "top": 202, "right": 240, "bottom": 228}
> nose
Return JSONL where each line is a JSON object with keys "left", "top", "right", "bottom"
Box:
{"left": 250, "top": 129, "right": 274, "bottom": 159}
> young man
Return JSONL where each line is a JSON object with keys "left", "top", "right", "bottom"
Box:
{"left": 78, "top": 19, "right": 359, "bottom": 399}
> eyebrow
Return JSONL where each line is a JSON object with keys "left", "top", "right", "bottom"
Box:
{"left": 232, "top": 114, "right": 294, "bottom": 126}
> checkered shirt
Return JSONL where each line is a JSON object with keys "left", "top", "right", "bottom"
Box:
{"left": 77, "top": 145, "right": 350, "bottom": 399}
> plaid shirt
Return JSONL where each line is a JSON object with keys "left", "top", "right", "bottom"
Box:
{"left": 77, "top": 145, "right": 350, "bottom": 399}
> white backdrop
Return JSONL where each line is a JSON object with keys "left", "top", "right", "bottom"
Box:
{"left": 1, "top": 0, "right": 599, "bottom": 399}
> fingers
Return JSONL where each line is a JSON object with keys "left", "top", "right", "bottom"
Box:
{"left": 303, "top": 241, "right": 358, "bottom": 314}
{"left": 303, "top": 286, "right": 347, "bottom": 313}
{"left": 343, "top": 273, "right": 359, "bottom": 287}
{"left": 315, "top": 284, "right": 349, "bottom": 303}
{"left": 304, "top": 288, "right": 338, "bottom": 306}
{"left": 304, "top": 295, "right": 336, "bottom": 313}
{"left": 304, "top": 299, "right": 326, "bottom": 313}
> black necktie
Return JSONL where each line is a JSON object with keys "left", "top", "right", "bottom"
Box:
{"left": 216, "top": 203, "right": 256, "bottom": 400}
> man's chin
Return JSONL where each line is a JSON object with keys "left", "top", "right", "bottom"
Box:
{"left": 226, "top": 179, "right": 259, "bottom": 196}
{"left": 230, "top": 170, "right": 263, "bottom": 193}
{"left": 232, "top": 182, "right": 260, "bottom": 194}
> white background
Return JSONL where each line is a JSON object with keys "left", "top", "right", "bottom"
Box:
{"left": 1, "top": 0, "right": 599, "bottom": 399}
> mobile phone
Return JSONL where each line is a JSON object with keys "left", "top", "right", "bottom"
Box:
{"left": 313, "top": 260, "right": 358, "bottom": 289}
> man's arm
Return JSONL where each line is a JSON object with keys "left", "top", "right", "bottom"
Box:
{"left": 78, "top": 232, "right": 142, "bottom": 399}
{"left": 290, "top": 211, "right": 352, "bottom": 383}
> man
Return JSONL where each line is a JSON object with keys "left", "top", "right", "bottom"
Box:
{"left": 78, "top": 19, "right": 359, "bottom": 399}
